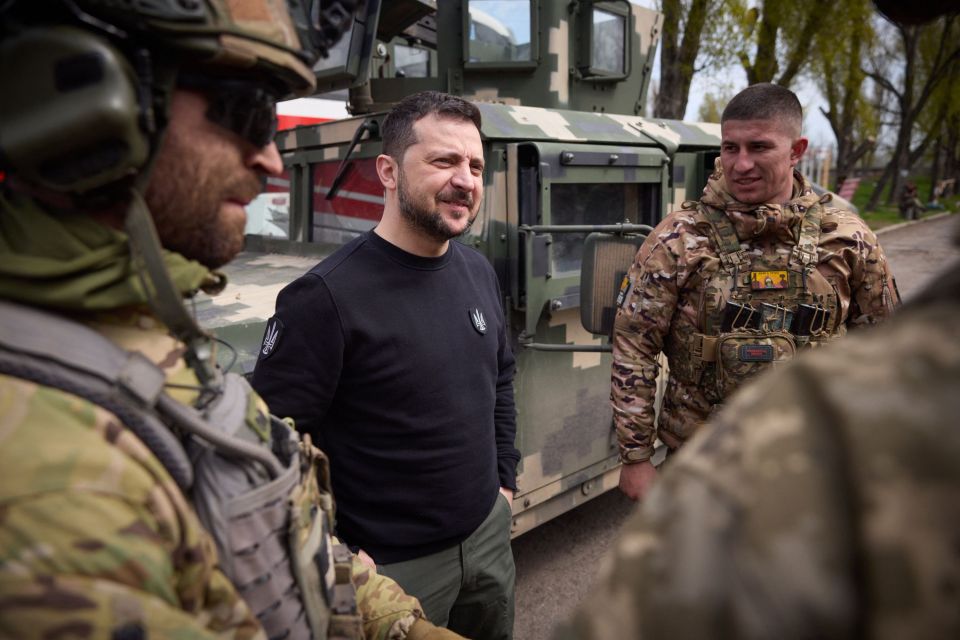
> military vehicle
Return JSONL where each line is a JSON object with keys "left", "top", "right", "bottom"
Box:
{"left": 196, "top": 0, "right": 725, "bottom": 536}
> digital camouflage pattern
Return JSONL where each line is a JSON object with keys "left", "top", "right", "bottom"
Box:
{"left": 561, "top": 260, "right": 960, "bottom": 640}
{"left": 611, "top": 160, "right": 900, "bottom": 461}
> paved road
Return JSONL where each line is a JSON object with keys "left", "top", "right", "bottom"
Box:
{"left": 873, "top": 213, "right": 960, "bottom": 300}
{"left": 510, "top": 212, "right": 960, "bottom": 640}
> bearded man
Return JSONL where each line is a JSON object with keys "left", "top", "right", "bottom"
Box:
{"left": 252, "top": 91, "right": 520, "bottom": 640}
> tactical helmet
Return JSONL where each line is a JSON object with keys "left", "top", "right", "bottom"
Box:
{"left": 0, "top": 0, "right": 357, "bottom": 193}
{"left": 0, "top": 0, "right": 360, "bottom": 390}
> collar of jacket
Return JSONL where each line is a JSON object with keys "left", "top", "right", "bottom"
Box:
{"left": 699, "top": 163, "right": 824, "bottom": 243}
{"left": 0, "top": 191, "right": 222, "bottom": 312}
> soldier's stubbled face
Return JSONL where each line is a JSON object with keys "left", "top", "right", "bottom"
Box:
{"left": 394, "top": 113, "right": 484, "bottom": 242}
{"left": 145, "top": 89, "right": 283, "bottom": 269}
{"left": 720, "top": 117, "right": 808, "bottom": 205}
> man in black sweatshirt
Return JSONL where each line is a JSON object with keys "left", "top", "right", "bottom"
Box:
{"left": 252, "top": 91, "right": 519, "bottom": 640}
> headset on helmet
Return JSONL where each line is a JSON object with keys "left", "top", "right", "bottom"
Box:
{"left": 0, "top": 0, "right": 362, "bottom": 392}
{"left": 0, "top": 0, "right": 359, "bottom": 194}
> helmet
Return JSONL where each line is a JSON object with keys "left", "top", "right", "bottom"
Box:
{"left": 0, "top": 0, "right": 358, "bottom": 193}
{"left": 0, "top": 0, "right": 360, "bottom": 390}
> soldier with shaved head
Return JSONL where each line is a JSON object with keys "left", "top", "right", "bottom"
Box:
{"left": 612, "top": 83, "right": 900, "bottom": 501}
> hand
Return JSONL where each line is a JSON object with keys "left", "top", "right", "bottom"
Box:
{"left": 498, "top": 486, "right": 514, "bottom": 509}
{"left": 618, "top": 460, "right": 658, "bottom": 501}
{"left": 357, "top": 548, "right": 376, "bottom": 571}
{"left": 406, "top": 618, "right": 468, "bottom": 640}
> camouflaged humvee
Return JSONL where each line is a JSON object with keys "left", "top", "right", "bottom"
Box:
{"left": 195, "top": 0, "right": 723, "bottom": 536}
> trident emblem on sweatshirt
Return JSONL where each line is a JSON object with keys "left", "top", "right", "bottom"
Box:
{"left": 259, "top": 317, "right": 283, "bottom": 359}
{"left": 470, "top": 308, "right": 487, "bottom": 335}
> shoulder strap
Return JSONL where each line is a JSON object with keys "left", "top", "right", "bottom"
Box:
{"left": 788, "top": 201, "right": 823, "bottom": 273}
{"left": 0, "top": 300, "right": 287, "bottom": 488}
{"left": 0, "top": 299, "right": 195, "bottom": 489}
{"left": 698, "top": 203, "right": 748, "bottom": 273}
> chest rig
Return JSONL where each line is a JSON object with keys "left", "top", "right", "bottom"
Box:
{"left": 668, "top": 200, "right": 844, "bottom": 403}
{"left": 0, "top": 300, "right": 362, "bottom": 640}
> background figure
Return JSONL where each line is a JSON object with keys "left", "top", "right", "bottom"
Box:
{"left": 560, "top": 219, "right": 960, "bottom": 640}
{"left": 612, "top": 83, "right": 900, "bottom": 501}
{"left": 899, "top": 181, "right": 924, "bottom": 220}
{"left": 253, "top": 90, "right": 519, "bottom": 640}
{"left": 0, "top": 2, "right": 459, "bottom": 638}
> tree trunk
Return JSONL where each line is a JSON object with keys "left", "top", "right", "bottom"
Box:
{"left": 866, "top": 156, "right": 896, "bottom": 211}
{"left": 746, "top": 0, "right": 780, "bottom": 84}
{"left": 654, "top": 0, "right": 710, "bottom": 119}
{"left": 928, "top": 136, "right": 942, "bottom": 202}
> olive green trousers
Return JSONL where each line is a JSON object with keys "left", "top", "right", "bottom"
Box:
{"left": 378, "top": 493, "right": 515, "bottom": 640}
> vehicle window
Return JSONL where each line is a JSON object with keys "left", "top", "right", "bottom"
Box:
{"left": 245, "top": 169, "right": 291, "bottom": 239}
{"left": 311, "top": 158, "right": 384, "bottom": 246}
{"left": 550, "top": 182, "right": 650, "bottom": 274}
{"left": 591, "top": 7, "right": 625, "bottom": 75}
{"left": 467, "top": 0, "right": 532, "bottom": 63}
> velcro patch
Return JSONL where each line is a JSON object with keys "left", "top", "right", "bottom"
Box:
{"left": 739, "top": 344, "right": 774, "bottom": 362}
{"left": 751, "top": 270, "right": 788, "bottom": 290}
{"left": 258, "top": 316, "right": 283, "bottom": 360}
{"left": 616, "top": 274, "right": 632, "bottom": 308}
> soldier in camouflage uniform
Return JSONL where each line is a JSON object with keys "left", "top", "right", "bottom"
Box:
{"left": 0, "top": 2, "right": 460, "bottom": 638}
{"left": 612, "top": 83, "right": 900, "bottom": 500}
{"left": 560, "top": 219, "right": 960, "bottom": 640}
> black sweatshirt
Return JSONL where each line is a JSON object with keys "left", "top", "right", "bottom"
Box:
{"left": 252, "top": 231, "right": 519, "bottom": 563}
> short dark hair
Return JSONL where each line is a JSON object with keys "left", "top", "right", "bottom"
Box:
{"left": 381, "top": 91, "right": 482, "bottom": 160}
{"left": 721, "top": 83, "right": 802, "bottom": 137}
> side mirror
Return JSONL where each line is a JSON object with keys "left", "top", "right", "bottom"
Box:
{"left": 580, "top": 231, "right": 648, "bottom": 336}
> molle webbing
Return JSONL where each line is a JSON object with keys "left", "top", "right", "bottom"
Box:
{"left": 671, "top": 202, "right": 830, "bottom": 389}
{"left": 789, "top": 202, "right": 823, "bottom": 274}
{"left": 0, "top": 299, "right": 194, "bottom": 489}
{"left": 0, "top": 300, "right": 360, "bottom": 640}
{"left": 700, "top": 205, "right": 748, "bottom": 271}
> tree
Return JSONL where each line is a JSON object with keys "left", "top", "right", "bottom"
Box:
{"left": 725, "top": 0, "right": 836, "bottom": 88}
{"left": 916, "top": 42, "right": 960, "bottom": 202}
{"left": 653, "top": 0, "right": 733, "bottom": 119}
{"left": 864, "top": 14, "right": 960, "bottom": 210}
{"left": 812, "top": 0, "right": 879, "bottom": 191}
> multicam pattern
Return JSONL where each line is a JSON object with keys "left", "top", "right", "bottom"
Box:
{"left": 611, "top": 164, "right": 900, "bottom": 461}
{"left": 563, "top": 280, "right": 960, "bottom": 639}
{"left": 714, "top": 330, "right": 797, "bottom": 398}
{"left": 0, "top": 312, "right": 264, "bottom": 639}
{"left": 0, "top": 309, "right": 425, "bottom": 638}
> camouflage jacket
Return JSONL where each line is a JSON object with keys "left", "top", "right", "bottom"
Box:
{"left": 611, "top": 166, "right": 899, "bottom": 461}
{"left": 0, "top": 193, "right": 424, "bottom": 639}
{"left": 564, "top": 260, "right": 960, "bottom": 640}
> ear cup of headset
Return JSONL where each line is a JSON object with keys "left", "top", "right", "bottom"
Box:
{"left": 0, "top": 26, "right": 149, "bottom": 193}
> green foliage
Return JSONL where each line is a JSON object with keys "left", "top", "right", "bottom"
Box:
{"left": 723, "top": 0, "right": 835, "bottom": 87}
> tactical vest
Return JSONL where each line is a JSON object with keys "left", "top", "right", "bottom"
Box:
{"left": 0, "top": 300, "right": 362, "bottom": 640}
{"left": 666, "top": 200, "right": 845, "bottom": 403}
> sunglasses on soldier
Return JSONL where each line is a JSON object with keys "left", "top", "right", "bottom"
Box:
{"left": 176, "top": 72, "right": 279, "bottom": 149}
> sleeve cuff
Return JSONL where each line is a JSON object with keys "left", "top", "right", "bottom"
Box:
{"left": 497, "top": 457, "right": 519, "bottom": 491}
{"left": 619, "top": 447, "right": 654, "bottom": 464}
